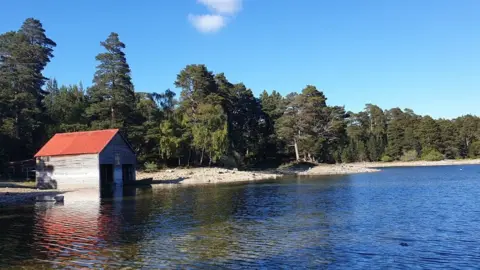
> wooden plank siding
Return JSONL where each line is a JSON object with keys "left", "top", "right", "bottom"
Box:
{"left": 36, "top": 154, "right": 100, "bottom": 190}
{"left": 99, "top": 133, "right": 136, "bottom": 184}
{"left": 99, "top": 134, "right": 136, "bottom": 165}
{"left": 35, "top": 133, "right": 136, "bottom": 190}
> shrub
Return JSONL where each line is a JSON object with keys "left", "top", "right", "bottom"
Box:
{"left": 144, "top": 161, "right": 159, "bottom": 173}
{"left": 380, "top": 155, "right": 394, "bottom": 162}
{"left": 400, "top": 150, "right": 418, "bottom": 162}
{"left": 421, "top": 149, "right": 444, "bottom": 161}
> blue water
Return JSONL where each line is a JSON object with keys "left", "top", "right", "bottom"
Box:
{"left": 1, "top": 165, "right": 480, "bottom": 269}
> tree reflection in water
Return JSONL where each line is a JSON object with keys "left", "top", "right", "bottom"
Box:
{"left": 0, "top": 178, "right": 343, "bottom": 269}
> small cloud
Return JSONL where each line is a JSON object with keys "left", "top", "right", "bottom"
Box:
{"left": 188, "top": 14, "right": 227, "bottom": 33}
{"left": 189, "top": 0, "right": 242, "bottom": 33}
{"left": 198, "top": 0, "right": 242, "bottom": 15}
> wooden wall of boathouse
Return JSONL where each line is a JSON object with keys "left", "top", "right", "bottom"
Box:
{"left": 99, "top": 133, "right": 136, "bottom": 185}
{"left": 36, "top": 154, "right": 100, "bottom": 190}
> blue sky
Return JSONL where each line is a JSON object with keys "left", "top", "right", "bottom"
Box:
{"left": 1, "top": 0, "right": 479, "bottom": 119}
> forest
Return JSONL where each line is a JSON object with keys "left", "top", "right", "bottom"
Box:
{"left": 2, "top": 18, "right": 480, "bottom": 171}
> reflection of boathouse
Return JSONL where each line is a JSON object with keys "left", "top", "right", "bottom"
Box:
{"left": 34, "top": 129, "right": 136, "bottom": 189}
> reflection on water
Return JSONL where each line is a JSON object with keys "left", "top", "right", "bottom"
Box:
{"left": 1, "top": 166, "right": 480, "bottom": 268}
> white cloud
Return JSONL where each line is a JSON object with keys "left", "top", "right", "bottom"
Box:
{"left": 188, "top": 14, "right": 227, "bottom": 33}
{"left": 198, "top": 0, "right": 242, "bottom": 15}
{"left": 189, "top": 0, "right": 242, "bottom": 33}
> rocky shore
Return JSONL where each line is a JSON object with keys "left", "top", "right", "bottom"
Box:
{"left": 2, "top": 159, "right": 479, "bottom": 205}
{"left": 359, "top": 159, "right": 480, "bottom": 168}
{"left": 137, "top": 167, "right": 282, "bottom": 186}
{"left": 297, "top": 163, "right": 380, "bottom": 175}
{"left": 138, "top": 159, "right": 480, "bottom": 186}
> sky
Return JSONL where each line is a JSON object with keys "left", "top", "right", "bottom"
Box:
{"left": 1, "top": 0, "right": 479, "bottom": 119}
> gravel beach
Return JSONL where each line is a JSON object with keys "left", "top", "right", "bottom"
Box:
{"left": 137, "top": 167, "right": 282, "bottom": 186}
{"left": 138, "top": 159, "right": 480, "bottom": 186}
{"left": 2, "top": 159, "right": 479, "bottom": 205}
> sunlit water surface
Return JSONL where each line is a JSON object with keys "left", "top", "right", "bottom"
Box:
{"left": 1, "top": 165, "right": 480, "bottom": 269}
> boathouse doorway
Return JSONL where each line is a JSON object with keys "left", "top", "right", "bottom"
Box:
{"left": 100, "top": 164, "right": 114, "bottom": 186}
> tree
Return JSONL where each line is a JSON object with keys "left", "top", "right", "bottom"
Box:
{"left": 86, "top": 32, "right": 135, "bottom": 130}
{"left": 417, "top": 116, "right": 442, "bottom": 153}
{"left": 174, "top": 64, "right": 231, "bottom": 166}
{"left": 276, "top": 92, "right": 302, "bottom": 161}
{"left": 43, "top": 79, "right": 88, "bottom": 135}
{"left": 158, "top": 120, "right": 181, "bottom": 161}
{"left": 346, "top": 111, "right": 369, "bottom": 161}
{"left": 0, "top": 18, "right": 55, "bottom": 161}
{"left": 260, "top": 90, "right": 285, "bottom": 124}
{"left": 456, "top": 115, "right": 479, "bottom": 158}
{"left": 364, "top": 104, "right": 387, "bottom": 161}
{"left": 385, "top": 108, "right": 406, "bottom": 159}
{"left": 438, "top": 119, "right": 459, "bottom": 159}
{"left": 275, "top": 85, "right": 347, "bottom": 163}
{"left": 175, "top": 64, "right": 218, "bottom": 118}
{"left": 259, "top": 90, "right": 285, "bottom": 165}
{"left": 5, "top": 17, "right": 480, "bottom": 169}
{"left": 191, "top": 103, "right": 228, "bottom": 165}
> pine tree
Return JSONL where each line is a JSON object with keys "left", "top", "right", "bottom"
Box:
{"left": 0, "top": 18, "right": 55, "bottom": 160}
{"left": 87, "top": 32, "right": 135, "bottom": 129}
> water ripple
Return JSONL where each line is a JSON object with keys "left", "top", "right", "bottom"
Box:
{"left": 1, "top": 167, "right": 480, "bottom": 268}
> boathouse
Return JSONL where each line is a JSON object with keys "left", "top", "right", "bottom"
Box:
{"left": 34, "top": 129, "right": 136, "bottom": 189}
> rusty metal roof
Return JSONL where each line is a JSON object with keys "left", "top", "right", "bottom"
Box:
{"left": 34, "top": 129, "right": 119, "bottom": 157}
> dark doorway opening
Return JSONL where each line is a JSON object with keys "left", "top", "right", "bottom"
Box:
{"left": 122, "top": 164, "right": 134, "bottom": 184}
{"left": 100, "top": 164, "right": 114, "bottom": 186}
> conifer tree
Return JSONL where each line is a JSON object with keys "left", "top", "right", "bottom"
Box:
{"left": 87, "top": 32, "right": 135, "bottom": 129}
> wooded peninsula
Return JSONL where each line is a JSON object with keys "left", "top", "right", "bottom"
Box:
{"left": 2, "top": 18, "right": 480, "bottom": 173}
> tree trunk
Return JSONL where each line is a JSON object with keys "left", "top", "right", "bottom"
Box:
{"left": 209, "top": 151, "right": 212, "bottom": 167}
{"left": 111, "top": 107, "right": 115, "bottom": 127}
{"left": 200, "top": 147, "right": 205, "bottom": 165}
{"left": 187, "top": 149, "right": 192, "bottom": 167}
{"left": 14, "top": 112, "right": 19, "bottom": 139}
{"left": 178, "top": 157, "right": 181, "bottom": 167}
{"left": 294, "top": 138, "right": 300, "bottom": 161}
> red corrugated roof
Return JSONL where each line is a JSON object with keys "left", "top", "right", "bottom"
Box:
{"left": 34, "top": 129, "right": 119, "bottom": 157}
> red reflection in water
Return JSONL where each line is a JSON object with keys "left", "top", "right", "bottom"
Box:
{"left": 32, "top": 196, "right": 122, "bottom": 266}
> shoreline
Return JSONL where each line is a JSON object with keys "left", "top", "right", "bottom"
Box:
{"left": 139, "top": 159, "right": 480, "bottom": 186}
{"left": 356, "top": 159, "right": 480, "bottom": 168}
{"left": 2, "top": 159, "right": 480, "bottom": 206}
{"left": 0, "top": 188, "right": 64, "bottom": 208}
{"left": 297, "top": 159, "right": 480, "bottom": 176}
{"left": 137, "top": 168, "right": 283, "bottom": 187}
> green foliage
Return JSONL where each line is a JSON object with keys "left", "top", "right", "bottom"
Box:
{"left": 400, "top": 150, "right": 418, "bottom": 162}
{"left": 421, "top": 148, "right": 444, "bottom": 161}
{"left": 380, "top": 155, "right": 394, "bottom": 162}
{"left": 143, "top": 162, "right": 159, "bottom": 173}
{"left": 2, "top": 17, "right": 480, "bottom": 169}
{"left": 86, "top": 32, "right": 135, "bottom": 129}
{"left": 0, "top": 18, "right": 55, "bottom": 161}
{"left": 275, "top": 86, "right": 347, "bottom": 163}
{"left": 468, "top": 141, "right": 480, "bottom": 158}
